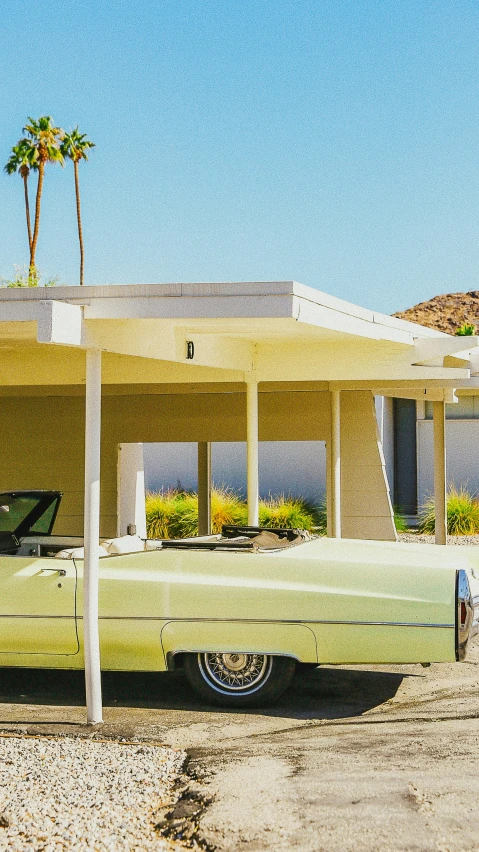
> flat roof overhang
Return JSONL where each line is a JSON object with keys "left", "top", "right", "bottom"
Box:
{"left": 0, "top": 281, "right": 477, "bottom": 395}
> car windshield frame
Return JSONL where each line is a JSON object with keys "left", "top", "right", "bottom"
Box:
{"left": 0, "top": 491, "right": 62, "bottom": 537}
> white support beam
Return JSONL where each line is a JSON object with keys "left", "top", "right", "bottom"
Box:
{"left": 255, "top": 340, "right": 472, "bottom": 383}
{"left": 37, "top": 301, "right": 83, "bottom": 347}
{"left": 178, "top": 333, "right": 254, "bottom": 372}
{"left": 372, "top": 388, "right": 458, "bottom": 403}
{"left": 433, "top": 400, "right": 447, "bottom": 546}
{"left": 330, "top": 390, "right": 341, "bottom": 538}
{"left": 83, "top": 321, "right": 251, "bottom": 372}
{"left": 84, "top": 349, "right": 103, "bottom": 724}
{"left": 198, "top": 442, "right": 212, "bottom": 535}
{"left": 246, "top": 379, "right": 259, "bottom": 526}
{"left": 413, "top": 336, "right": 478, "bottom": 366}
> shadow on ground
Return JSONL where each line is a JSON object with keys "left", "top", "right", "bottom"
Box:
{"left": 0, "top": 665, "right": 412, "bottom": 724}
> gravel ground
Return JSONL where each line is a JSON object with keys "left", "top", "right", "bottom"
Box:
{"left": 398, "top": 532, "right": 479, "bottom": 544}
{"left": 0, "top": 735, "right": 186, "bottom": 851}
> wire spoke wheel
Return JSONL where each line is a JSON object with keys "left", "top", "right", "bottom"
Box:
{"left": 184, "top": 651, "right": 297, "bottom": 707}
{"left": 199, "top": 652, "right": 272, "bottom": 695}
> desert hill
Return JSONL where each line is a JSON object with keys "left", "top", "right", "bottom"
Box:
{"left": 393, "top": 291, "right": 479, "bottom": 334}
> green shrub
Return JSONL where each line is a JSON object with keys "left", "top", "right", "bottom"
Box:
{"left": 394, "top": 512, "right": 408, "bottom": 533}
{"left": 455, "top": 323, "right": 476, "bottom": 336}
{"left": 0, "top": 264, "right": 58, "bottom": 288}
{"left": 311, "top": 498, "right": 327, "bottom": 534}
{"left": 146, "top": 488, "right": 321, "bottom": 538}
{"left": 419, "top": 487, "right": 479, "bottom": 535}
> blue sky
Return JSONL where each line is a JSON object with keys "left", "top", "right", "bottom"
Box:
{"left": 1, "top": 0, "right": 478, "bottom": 314}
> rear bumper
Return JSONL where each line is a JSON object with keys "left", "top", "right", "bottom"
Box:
{"left": 471, "top": 597, "right": 479, "bottom": 643}
{"left": 456, "top": 570, "right": 479, "bottom": 661}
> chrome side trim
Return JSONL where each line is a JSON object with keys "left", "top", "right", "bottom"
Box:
{"left": 0, "top": 615, "right": 75, "bottom": 619}
{"left": 92, "top": 616, "right": 454, "bottom": 628}
{"left": 0, "top": 615, "right": 454, "bottom": 629}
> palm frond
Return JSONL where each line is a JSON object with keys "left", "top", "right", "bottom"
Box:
{"left": 61, "top": 127, "right": 95, "bottom": 162}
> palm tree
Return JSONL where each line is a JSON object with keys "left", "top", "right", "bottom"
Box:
{"left": 4, "top": 138, "right": 38, "bottom": 253}
{"left": 61, "top": 128, "right": 95, "bottom": 286}
{"left": 23, "top": 116, "right": 64, "bottom": 274}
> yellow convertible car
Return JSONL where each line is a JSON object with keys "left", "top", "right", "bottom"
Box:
{"left": 0, "top": 491, "right": 478, "bottom": 707}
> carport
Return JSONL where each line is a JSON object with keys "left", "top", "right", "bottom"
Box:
{"left": 0, "top": 280, "right": 477, "bottom": 723}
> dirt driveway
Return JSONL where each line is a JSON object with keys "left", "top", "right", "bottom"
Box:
{"left": 1, "top": 647, "right": 479, "bottom": 851}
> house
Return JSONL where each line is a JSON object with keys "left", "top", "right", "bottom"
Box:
{"left": 1, "top": 279, "right": 476, "bottom": 722}
{"left": 0, "top": 280, "right": 476, "bottom": 542}
{"left": 389, "top": 291, "right": 479, "bottom": 517}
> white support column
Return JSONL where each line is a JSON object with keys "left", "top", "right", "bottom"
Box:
{"left": 84, "top": 349, "right": 103, "bottom": 724}
{"left": 246, "top": 379, "right": 259, "bottom": 526}
{"left": 197, "top": 442, "right": 212, "bottom": 535}
{"left": 433, "top": 400, "right": 447, "bottom": 545}
{"left": 117, "top": 443, "right": 147, "bottom": 538}
{"left": 331, "top": 390, "right": 341, "bottom": 538}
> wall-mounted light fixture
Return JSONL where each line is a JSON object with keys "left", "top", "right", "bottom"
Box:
{"left": 186, "top": 341, "right": 195, "bottom": 360}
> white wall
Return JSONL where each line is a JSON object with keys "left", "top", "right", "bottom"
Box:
{"left": 417, "top": 420, "right": 479, "bottom": 507}
{"left": 143, "top": 441, "right": 327, "bottom": 503}
{"left": 375, "top": 396, "right": 395, "bottom": 497}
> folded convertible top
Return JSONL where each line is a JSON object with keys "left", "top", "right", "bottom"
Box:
{"left": 160, "top": 526, "right": 309, "bottom": 551}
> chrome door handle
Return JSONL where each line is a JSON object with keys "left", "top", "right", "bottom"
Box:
{"left": 38, "top": 568, "right": 66, "bottom": 577}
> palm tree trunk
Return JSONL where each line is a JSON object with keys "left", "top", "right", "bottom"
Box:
{"left": 74, "top": 160, "right": 84, "bottom": 286}
{"left": 30, "top": 161, "right": 44, "bottom": 273}
{"left": 23, "top": 173, "right": 32, "bottom": 253}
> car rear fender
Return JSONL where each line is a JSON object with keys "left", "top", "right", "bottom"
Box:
{"left": 161, "top": 620, "right": 317, "bottom": 669}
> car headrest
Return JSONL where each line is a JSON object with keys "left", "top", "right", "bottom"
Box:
{"left": 101, "top": 535, "right": 145, "bottom": 555}
{"left": 55, "top": 545, "right": 109, "bottom": 559}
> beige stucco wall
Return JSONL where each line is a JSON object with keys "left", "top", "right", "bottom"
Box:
{"left": 339, "top": 391, "right": 396, "bottom": 540}
{"left": 0, "top": 386, "right": 395, "bottom": 540}
{"left": 0, "top": 388, "right": 331, "bottom": 537}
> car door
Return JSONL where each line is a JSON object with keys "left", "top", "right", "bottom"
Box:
{"left": 0, "top": 555, "right": 78, "bottom": 655}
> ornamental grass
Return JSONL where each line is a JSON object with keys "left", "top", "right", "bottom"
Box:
{"left": 419, "top": 486, "right": 479, "bottom": 536}
{"left": 145, "top": 487, "right": 320, "bottom": 539}
{"left": 259, "top": 494, "right": 320, "bottom": 531}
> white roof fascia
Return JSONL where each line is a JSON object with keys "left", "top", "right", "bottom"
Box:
{"left": 289, "top": 282, "right": 448, "bottom": 340}
{"left": 84, "top": 294, "right": 296, "bottom": 322}
{"left": 371, "top": 311, "right": 448, "bottom": 338}
{"left": 0, "top": 282, "right": 449, "bottom": 346}
{"left": 292, "top": 295, "right": 414, "bottom": 345}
